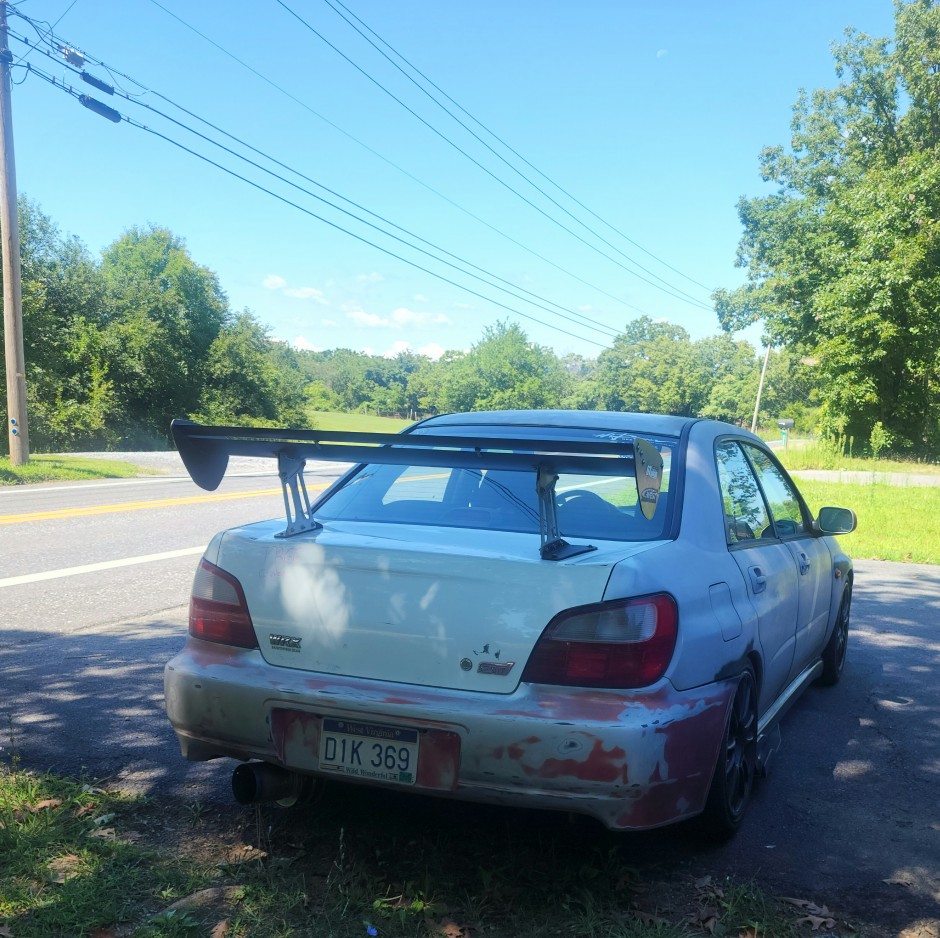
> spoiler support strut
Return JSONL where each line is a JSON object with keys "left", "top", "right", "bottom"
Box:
{"left": 278, "top": 454, "right": 319, "bottom": 538}
{"left": 536, "top": 467, "right": 597, "bottom": 560}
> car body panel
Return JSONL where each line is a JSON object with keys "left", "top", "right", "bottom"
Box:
{"left": 729, "top": 542, "right": 799, "bottom": 712}
{"left": 785, "top": 536, "right": 835, "bottom": 681}
{"left": 219, "top": 520, "right": 659, "bottom": 693}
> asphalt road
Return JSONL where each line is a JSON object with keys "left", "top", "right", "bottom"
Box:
{"left": 1, "top": 462, "right": 937, "bottom": 936}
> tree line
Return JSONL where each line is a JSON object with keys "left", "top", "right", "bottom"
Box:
{"left": 0, "top": 196, "right": 816, "bottom": 454}
{"left": 299, "top": 320, "right": 817, "bottom": 431}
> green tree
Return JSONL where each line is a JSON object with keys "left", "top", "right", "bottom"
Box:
{"left": 1, "top": 199, "right": 119, "bottom": 452}
{"left": 714, "top": 0, "right": 940, "bottom": 451}
{"left": 429, "top": 322, "right": 568, "bottom": 413}
{"left": 300, "top": 348, "right": 375, "bottom": 411}
{"left": 696, "top": 335, "right": 761, "bottom": 425}
{"left": 194, "top": 312, "right": 309, "bottom": 426}
{"left": 100, "top": 226, "right": 229, "bottom": 444}
{"left": 594, "top": 317, "right": 707, "bottom": 416}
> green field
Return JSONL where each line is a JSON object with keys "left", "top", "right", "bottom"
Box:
{"left": 775, "top": 440, "right": 940, "bottom": 475}
{"left": 798, "top": 478, "right": 940, "bottom": 565}
{"left": 309, "top": 411, "right": 413, "bottom": 433}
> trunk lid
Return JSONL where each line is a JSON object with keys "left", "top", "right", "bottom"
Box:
{"left": 217, "top": 520, "right": 660, "bottom": 693}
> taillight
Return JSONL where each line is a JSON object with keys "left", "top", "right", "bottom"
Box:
{"left": 521, "top": 593, "right": 677, "bottom": 688}
{"left": 189, "top": 559, "right": 258, "bottom": 649}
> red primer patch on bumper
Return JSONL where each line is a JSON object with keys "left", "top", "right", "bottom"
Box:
{"left": 523, "top": 738, "right": 628, "bottom": 783}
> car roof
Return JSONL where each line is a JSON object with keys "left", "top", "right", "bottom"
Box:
{"left": 416, "top": 410, "right": 698, "bottom": 438}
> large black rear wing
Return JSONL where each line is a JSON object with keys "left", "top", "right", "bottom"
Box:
{"left": 171, "top": 419, "right": 664, "bottom": 560}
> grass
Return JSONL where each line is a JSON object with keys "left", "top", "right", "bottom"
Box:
{"left": 776, "top": 441, "right": 940, "bottom": 475}
{"left": 0, "top": 762, "right": 839, "bottom": 938}
{"left": 0, "top": 766, "right": 205, "bottom": 937}
{"left": 309, "top": 412, "right": 414, "bottom": 433}
{"left": 798, "top": 478, "right": 940, "bottom": 564}
{"left": 0, "top": 454, "right": 148, "bottom": 486}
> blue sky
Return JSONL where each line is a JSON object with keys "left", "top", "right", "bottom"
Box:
{"left": 9, "top": 0, "right": 896, "bottom": 360}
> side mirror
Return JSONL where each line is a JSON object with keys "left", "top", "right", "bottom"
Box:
{"left": 816, "top": 506, "right": 857, "bottom": 535}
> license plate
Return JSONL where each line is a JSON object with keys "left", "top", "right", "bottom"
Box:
{"left": 318, "top": 718, "right": 419, "bottom": 785}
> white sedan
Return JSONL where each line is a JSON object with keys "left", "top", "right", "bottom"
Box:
{"left": 164, "top": 411, "right": 855, "bottom": 838}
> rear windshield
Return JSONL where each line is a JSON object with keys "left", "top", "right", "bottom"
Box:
{"left": 314, "top": 427, "right": 677, "bottom": 542}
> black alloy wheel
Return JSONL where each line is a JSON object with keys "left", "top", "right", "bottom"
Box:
{"left": 698, "top": 668, "right": 758, "bottom": 840}
{"left": 819, "top": 581, "right": 852, "bottom": 686}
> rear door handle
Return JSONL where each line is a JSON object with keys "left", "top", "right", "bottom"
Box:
{"left": 748, "top": 566, "right": 767, "bottom": 594}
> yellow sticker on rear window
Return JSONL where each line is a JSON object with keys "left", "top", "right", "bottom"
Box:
{"left": 634, "top": 438, "right": 663, "bottom": 521}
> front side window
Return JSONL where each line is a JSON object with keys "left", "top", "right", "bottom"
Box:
{"left": 715, "top": 441, "right": 771, "bottom": 543}
{"left": 744, "top": 446, "right": 807, "bottom": 537}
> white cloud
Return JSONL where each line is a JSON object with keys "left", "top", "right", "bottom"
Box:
{"left": 391, "top": 307, "right": 423, "bottom": 325}
{"left": 285, "top": 286, "right": 328, "bottom": 304}
{"left": 418, "top": 342, "right": 445, "bottom": 360}
{"left": 414, "top": 294, "right": 429, "bottom": 303}
{"left": 348, "top": 309, "right": 386, "bottom": 327}
{"left": 578, "top": 304, "right": 594, "bottom": 313}
{"left": 381, "top": 340, "right": 444, "bottom": 360}
{"left": 322, "top": 319, "right": 338, "bottom": 327}
{"left": 357, "top": 272, "right": 384, "bottom": 284}
{"left": 656, "top": 49, "right": 668, "bottom": 59}
{"left": 292, "top": 336, "right": 322, "bottom": 351}
{"left": 347, "top": 307, "right": 450, "bottom": 329}
{"left": 383, "top": 340, "right": 412, "bottom": 358}
{"left": 263, "top": 275, "right": 329, "bottom": 304}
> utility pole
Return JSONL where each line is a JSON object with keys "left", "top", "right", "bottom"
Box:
{"left": 750, "top": 343, "right": 771, "bottom": 435}
{"left": 0, "top": 0, "right": 28, "bottom": 464}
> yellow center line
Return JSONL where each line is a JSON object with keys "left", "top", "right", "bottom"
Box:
{"left": 0, "top": 483, "right": 331, "bottom": 525}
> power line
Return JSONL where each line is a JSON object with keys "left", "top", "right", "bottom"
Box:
{"left": 22, "top": 61, "right": 615, "bottom": 351}
{"left": 318, "top": 0, "right": 714, "bottom": 299}
{"left": 323, "top": 0, "right": 713, "bottom": 294}
{"left": 51, "top": 0, "right": 665, "bottom": 321}
{"left": 10, "top": 25, "right": 621, "bottom": 342}
{"left": 271, "top": 0, "right": 713, "bottom": 312}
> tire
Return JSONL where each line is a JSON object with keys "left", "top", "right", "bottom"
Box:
{"left": 697, "top": 668, "right": 758, "bottom": 841}
{"left": 819, "top": 581, "right": 852, "bottom": 686}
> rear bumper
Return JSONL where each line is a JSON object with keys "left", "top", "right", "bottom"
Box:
{"left": 164, "top": 638, "right": 734, "bottom": 830}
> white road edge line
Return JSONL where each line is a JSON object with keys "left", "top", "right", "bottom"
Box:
{"left": 0, "top": 473, "right": 273, "bottom": 495}
{"left": 0, "top": 463, "right": 351, "bottom": 495}
{"left": 0, "top": 546, "right": 207, "bottom": 589}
